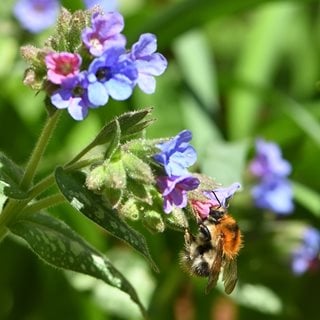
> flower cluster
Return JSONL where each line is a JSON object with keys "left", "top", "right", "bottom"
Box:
{"left": 14, "top": 0, "right": 118, "bottom": 33}
{"left": 153, "top": 130, "right": 200, "bottom": 213}
{"left": 249, "top": 138, "right": 294, "bottom": 215}
{"left": 43, "top": 10, "right": 167, "bottom": 120}
{"left": 291, "top": 227, "right": 320, "bottom": 275}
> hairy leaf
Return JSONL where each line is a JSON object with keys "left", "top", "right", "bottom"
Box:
{"left": 9, "top": 212, "right": 147, "bottom": 318}
{"left": 55, "top": 167, "right": 158, "bottom": 271}
{"left": 0, "top": 152, "right": 28, "bottom": 199}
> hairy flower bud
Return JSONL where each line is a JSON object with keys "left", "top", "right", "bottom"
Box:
{"left": 85, "top": 164, "right": 107, "bottom": 192}
{"left": 122, "top": 152, "right": 154, "bottom": 185}
{"left": 118, "top": 198, "right": 141, "bottom": 221}
{"left": 142, "top": 210, "right": 165, "bottom": 233}
{"left": 162, "top": 208, "right": 189, "bottom": 231}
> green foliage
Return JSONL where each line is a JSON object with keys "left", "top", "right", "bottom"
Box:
{"left": 0, "top": 152, "right": 28, "bottom": 199}
{"left": 54, "top": 167, "right": 158, "bottom": 272}
{"left": 9, "top": 212, "right": 147, "bottom": 317}
{"left": 1, "top": 0, "right": 320, "bottom": 319}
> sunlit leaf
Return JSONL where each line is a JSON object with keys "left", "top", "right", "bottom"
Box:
{"left": 233, "top": 283, "right": 282, "bottom": 315}
{"left": 92, "top": 108, "right": 154, "bottom": 146}
{"left": 9, "top": 212, "right": 147, "bottom": 318}
{"left": 173, "top": 30, "right": 218, "bottom": 111}
{"left": 54, "top": 167, "right": 158, "bottom": 272}
{"left": 201, "top": 140, "right": 249, "bottom": 185}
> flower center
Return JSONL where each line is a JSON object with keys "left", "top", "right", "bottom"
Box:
{"left": 72, "top": 85, "right": 84, "bottom": 97}
{"left": 96, "top": 67, "right": 112, "bottom": 82}
{"left": 90, "top": 38, "right": 103, "bottom": 51}
{"left": 58, "top": 63, "right": 73, "bottom": 75}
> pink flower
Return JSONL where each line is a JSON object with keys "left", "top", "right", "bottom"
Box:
{"left": 45, "top": 52, "right": 82, "bottom": 84}
{"left": 190, "top": 199, "right": 218, "bottom": 220}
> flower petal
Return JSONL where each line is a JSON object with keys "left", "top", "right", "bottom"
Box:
{"left": 88, "top": 82, "right": 109, "bottom": 106}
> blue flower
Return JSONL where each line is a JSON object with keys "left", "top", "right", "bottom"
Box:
{"left": 192, "top": 183, "right": 241, "bottom": 220}
{"left": 50, "top": 72, "right": 95, "bottom": 121}
{"left": 292, "top": 227, "right": 320, "bottom": 274}
{"left": 81, "top": 12, "right": 126, "bottom": 57}
{"left": 86, "top": 47, "right": 138, "bottom": 106}
{"left": 127, "top": 33, "right": 168, "bottom": 94}
{"left": 84, "top": 0, "right": 118, "bottom": 12}
{"left": 154, "top": 130, "right": 197, "bottom": 177}
{"left": 250, "top": 138, "right": 294, "bottom": 215}
{"left": 250, "top": 138, "right": 291, "bottom": 178}
{"left": 251, "top": 176, "right": 294, "bottom": 214}
{"left": 14, "top": 0, "right": 60, "bottom": 33}
{"left": 203, "top": 183, "right": 241, "bottom": 208}
{"left": 157, "top": 175, "right": 200, "bottom": 213}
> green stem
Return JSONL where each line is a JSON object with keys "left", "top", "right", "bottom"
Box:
{"left": 0, "top": 226, "right": 9, "bottom": 242}
{"left": 27, "top": 156, "right": 103, "bottom": 199}
{"left": 21, "top": 194, "right": 66, "bottom": 215}
{"left": 0, "top": 110, "right": 61, "bottom": 241}
{"left": 20, "top": 110, "right": 61, "bottom": 190}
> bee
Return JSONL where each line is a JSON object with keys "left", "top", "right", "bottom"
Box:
{"left": 181, "top": 195, "right": 242, "bottom": 294}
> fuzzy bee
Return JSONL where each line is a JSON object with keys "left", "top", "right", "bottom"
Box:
{"left": 181, "top": 199, "right": 242, "bottom": 294}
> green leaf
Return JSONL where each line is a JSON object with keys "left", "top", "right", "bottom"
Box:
{"left": 292, "top": 181, "right": 320, "bottom": 217}
{"left": 92, "top": 108, "right": 154, "bottom": 147}
{"left": 233, "top": 283, "right": 282, "bottom": 315}
{"left": 67, "top": 108, "right": 154, "bottom": 166}
{"left": 54, "top": 167, "right": 158, "bottom": 272}
{"left": 201, "top": 140, "right": 249, "bottom": 185}
{"left": 282, "top": 99, "right": 320, "bottom": 148}
{"left": 0, "top": 152, "right": 28, "bottom": 199}
{"left": 127, "top": 0, "right": 315, "bottom": 48}
{"left": 104, "top": 119, "right": 121, "bottom": 159}
{"left": 173, "top": 30, "right": 219, "bottom": 111}
{"left": 9, "top": 212, "right": 147, "bottom": 318}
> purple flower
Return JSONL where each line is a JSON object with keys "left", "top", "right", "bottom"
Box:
{"left": 50, "top": 72, "right": 95, "bottom": 121}
{"left": 81, "top": 12, "right": 126, "bottom": 57}
{"left": 203, "top": 183, "right": 242, "bottom": 208}
{"left": 250, "top": 138, "right": 294, "bottom": 214}
{"left": 154, "top": 130, "right": 197, "bottom": 177}
{"left": 292, "top": 227, "right": 320, "bottom": 274}
{"left": 84, "top": 0, "right": 118, "bottom": 12}
{"left": 14, "top": 0, "right": 60, "bottom": 33}
{"left": 250, "top": 139, "right": 291, "bottom": 178}
{"left": 87, "top": 47, "right": 138, "bottom": 106}
{"left": 157, "top": 175, "right": 200, "bottom": 213}
{"left": 127, "top": 33, "right": 168, "bottom": 94}
{"left": 251, "top": 177, "right": 294, "bottom": 214}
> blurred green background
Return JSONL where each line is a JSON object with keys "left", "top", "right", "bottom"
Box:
{"left": 1, "top": 0, "right": 320, "bottom": 319}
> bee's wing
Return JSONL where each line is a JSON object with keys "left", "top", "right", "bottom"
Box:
{"left": 205, "top": 235, "right": 223, "bottom": 294}
{"left": 222, "top": 257, "right": 238, "bottom": 294}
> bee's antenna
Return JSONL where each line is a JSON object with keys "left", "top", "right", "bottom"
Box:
{"left": 211, "top": 190, "right": 222, "bottom": 209}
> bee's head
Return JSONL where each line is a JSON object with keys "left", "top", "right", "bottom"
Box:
{"left": 208, "top": 207, "right": 226, "bottom": 224}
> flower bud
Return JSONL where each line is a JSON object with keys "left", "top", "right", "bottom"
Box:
{"left": 142, "top": 210, "right": 165, "bottom": 233}
{"left": 102, "top": 159, "right": 127, "bottom": 190}
{"left": 122, "top": 151, "right": 154, "bottom": 185}
{"left": 118, "top": 198, "right": 141, "bottom": 221}
{"left": 86, "top": 164, "right": 107, "bottom": 192}
{"left": 102, "top": 187, "right": 123, "bottom": 209}
{"left": 163, "top": 208, "right": 189, "bottom": 231}
{"left": 123, "top": 139, "right": 159, "bottom": 162}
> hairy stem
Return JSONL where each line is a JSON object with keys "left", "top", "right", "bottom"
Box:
{"left": 20, "top": 110, "right": 61, "bottom": 190}
{"left": 21, "top": 194, "right": 66, "bottom": 215}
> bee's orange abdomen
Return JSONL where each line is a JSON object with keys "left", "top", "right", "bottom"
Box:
{"left": 218, "top": 215, "right": 242, "bottom": 259}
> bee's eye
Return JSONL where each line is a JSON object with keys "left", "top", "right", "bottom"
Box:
{"left": 199, "top": 224, "right": 211, "bottom": 241}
